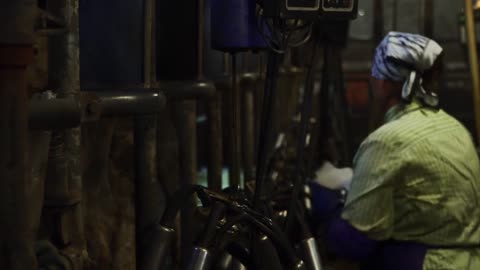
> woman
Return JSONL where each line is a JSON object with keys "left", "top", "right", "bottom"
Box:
{"left": 311, "top": 32, "right": 480, "bottom": 270}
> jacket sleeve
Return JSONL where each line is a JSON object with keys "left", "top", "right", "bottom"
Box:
{"left": 341, "top": 138, "right": 404, "bottom": 240}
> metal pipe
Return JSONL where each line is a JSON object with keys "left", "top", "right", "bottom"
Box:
{"left": 207, "top": 91, "right": 223, "bottom": 191}
{"left": 174, "top": 100, "right": 198, "bottom": 268}
{"left": 241, "top": 73, "right": 258, "bottom": 183}
{"left": 95, "top": 90, "right": 166, "bottom": 117}
{"left": 373, "top": 0, "right": 384, "bottom": 43}
{"left": 230, "top": 54, "right": 241, "bottom": 187}
{"left": 297, "top": 238, "right": 323, "bottom": 270}
{"left": 187, "top": 247, "right": 212, "bottom": 270}
{"left": 465, "top": 0, "right": 480, "bottom": 144}
{"left": 134, "top": 116, "right": 165, "bottom": 267}
{"left": 46, "top": 0, "right": 86, "bottom": 267}
{"left": 29, "top": 98, "right": 82, "bottom": 129}
{"left": 139, "top": 224, "right": 175, "bottom": 270}
{"left": 0, "top": 1, "right": 37, "bottom": 269}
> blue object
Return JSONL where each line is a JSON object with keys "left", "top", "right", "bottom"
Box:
{"left": 327, "top": 216, "right": 429, "bottom": 270}
{"left": 309, "top": 182, "right": 345, "bottom": 224}
{"left": 210, "top": 0, "right": 267, "bottom": 52}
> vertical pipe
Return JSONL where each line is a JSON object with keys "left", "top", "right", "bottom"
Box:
{"left": 243, "top": 85, "right": 256, "bottom": 183}
{"left": 230, "top": 54, "right": 241, "bottom": 187}
{"left": 422, "top": 0, "right": 434, "bottom": 38}
{"left": 144, "top": 0, "right": 155, "bottom": 87}
{"left": 0, "top": 2, "right": 37, "bottom": 269}
{"left": 136, "top": 0, "right": 166, "bottom": 268}
{"left": 373, "top": 0, "right": 384, "bottom": 43}
{"left": 198, "top": 0, "right": 205, "bottom": 79}
{"left": 465, "top": 0, "right": 480, "bottom": 143}
{"left": 207, "top": 93, "right": 223, "bottom": 191}
{"left": 135, "top": 116, "right": 165, "bottom": 268}
{"left": 175, "top": 100, "right": 198, "bottom": 268}
{"left": 47, "top": 0, "right": 86, "bottom": 267}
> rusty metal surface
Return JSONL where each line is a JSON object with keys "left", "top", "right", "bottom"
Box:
{"left": 0, "top": 47, "right": 37, "bottom": 269}
{"left": 0, "top": 1, "right": 38, "bottom": 268}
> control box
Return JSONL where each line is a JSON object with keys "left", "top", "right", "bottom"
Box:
{"left": 319, "top": 0, "right": 358, "bottom": 19}
{"left": 262, "top": 0, "right": 358, "bottom": 20}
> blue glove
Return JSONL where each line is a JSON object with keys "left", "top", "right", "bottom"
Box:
{"left": 309, "top": 182, "right": 347, "bottom": 224}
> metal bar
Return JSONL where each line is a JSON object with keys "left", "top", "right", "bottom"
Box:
{"left": 241, "top": 74, "right": 258, "bottom": 183}
{"left": 465, "top": 0, "right": 480, "bottom": 144}
{"left": 207, "top": 92, "right": 223, "bottom": 191}
{"left": 0, "top": 1, "right": 37, "bottom": 269}
{"left": 230, "top": 54, "right": 241, "bottom": 187}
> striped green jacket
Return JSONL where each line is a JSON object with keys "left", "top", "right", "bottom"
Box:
{"left": 342, "top": 100, "right": 480, "bottom": 270}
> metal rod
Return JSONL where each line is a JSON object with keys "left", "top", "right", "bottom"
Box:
{"left": 230, "top": 54, "right": 241, "bottom": 187}
{"left": 242, "top": 74, "right": 257, "bottom": 183}
{"left": 465, "top": 0, "right": 480, "bottom": 144}
{"left": 175, "top": 100, "right": 198, "bottom": 268}
{"left": 207, "top": 92, "right": 223, "bottom": 191}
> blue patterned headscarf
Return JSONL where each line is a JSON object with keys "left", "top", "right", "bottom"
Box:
{"left": 372, "top": 32, "right": 443, "bottom": 107}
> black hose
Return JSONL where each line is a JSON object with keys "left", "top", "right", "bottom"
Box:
{"left": 214, "top": 213, "right": 299, "bottom": 267}
{"left": 253, "top": 51, "right": 282, "bottom": 210}
{"left": 161, "top": 185, "right": 205, "bottom": 228}
{"left": 224, "top": 241, "right": 254, "bottom": 269}
{"left": 284, "top": 44, "right": 319, "bottom": 233}
{"left": 198, "top": 202, "right": 226, "bottom": 247}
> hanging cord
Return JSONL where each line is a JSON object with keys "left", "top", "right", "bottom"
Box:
{"left": 284, "top": 42, "right": 319, "bottom": 233}
{"left": 253, "top": 51, "right": 282, "bottom": 210}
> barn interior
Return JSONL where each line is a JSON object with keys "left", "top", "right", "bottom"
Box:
{"left": 1, "top": 0, "right": 480, "bottom": 269}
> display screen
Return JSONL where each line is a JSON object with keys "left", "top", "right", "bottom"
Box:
{"left": 286, "top": 0, "right": 320, "bottom": 11}
{"left": 323, "top": 0, "right": 354, "bottom": 10}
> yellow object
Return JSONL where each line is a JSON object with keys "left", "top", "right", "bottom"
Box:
{"left": 466, "top": 0, "right": 480, "bottom": 144}
{"left": 343, "top": 101, "right": 480, "bottom": 269}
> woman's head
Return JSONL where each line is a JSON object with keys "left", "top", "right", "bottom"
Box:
{"left": 368, "top": 32, "right": 443, "bottom": 129}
